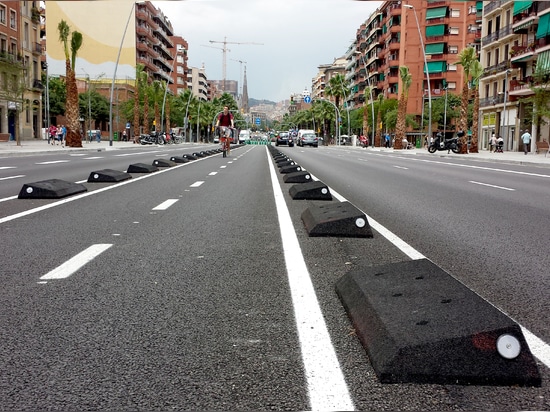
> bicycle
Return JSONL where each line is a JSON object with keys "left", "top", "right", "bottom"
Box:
{"left": 218, "top": 126, "right": 233, "bottom": 157}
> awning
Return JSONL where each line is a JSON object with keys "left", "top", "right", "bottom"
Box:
{"left": 425, "top": 61, "right": 447, "bottom": 74}
{"left": 536, "top": 13, "right": 550, "bottom": 39}
{"left": 426, "top": 7, "right": 447, "bottom": 20}
{"left": 535, "top": 50, "right": 550, "bottom": 75}
{"left": 426, "top": 24, "right": 446, "bottom": 37}
{"left": 514, "top": 20, "right": 535, "bottom": 32}
{"left": 513, "top": 1, "right": 532, "bottom": 16}
{"left": 425, "top": 43, "right": 444, "bottom": 55}
{"left": 476, "top": 1, "right": 483, "bottom": 12}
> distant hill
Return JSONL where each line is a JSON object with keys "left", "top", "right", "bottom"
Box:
{"left": 249, "top": 98, "right": 276, "bottom": 107}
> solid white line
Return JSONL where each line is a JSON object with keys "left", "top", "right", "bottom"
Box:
{"left": 521, "top": 326, "right": 550, "bottom": 369}
{"left": 310, "top": 171, "right": 549, "bottom": 370}
{"left": 0, "top": 195, "right": 17, "bottom": 203}
{"left": 82, "top": 157, "right": 104, "bottom": 160}
{"left": 0, "top": 166, "right": 16, "bottom": 170}
{"left": 40, "top": 244, "right": 112, "bottom": 280}
{"left": 310, "top": 174, "right": 426, "bottom": 260}
{"left": 469, "top": 180, "right": 515, "bottom": 191}
{"left": 190, "top": 181, "right": 204, "bottom": 187}
{"left": 0, "top": 175, "right": 25, "bottom": 181}
{"left": 267, "top": 149, "right": 354, "bottom": 411}
{"left": 393, "top": 165, "right": 409, "bottom": 170}
{"left": 152, "top": 199, "right": 178, "bottom": 210}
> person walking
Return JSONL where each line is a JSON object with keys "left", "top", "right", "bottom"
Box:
{"left": 521, "top": 129, "right": 531, "bottom": 155}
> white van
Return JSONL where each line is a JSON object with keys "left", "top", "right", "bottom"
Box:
{"left": 296, "top": 129, "right": 318, "bottom": 147}
{"left": 238, "top": 129, "right": 251, "bottom": 144}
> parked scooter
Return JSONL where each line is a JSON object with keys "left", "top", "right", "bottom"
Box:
{"left": 428, "top": 133, "right": 460, "bottom": 154}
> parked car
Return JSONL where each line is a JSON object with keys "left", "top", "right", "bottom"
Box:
{"left": 276, "top": 132, "right": 294, "bottom": 147}
{"left": 296, "top": 129, "right": 318, "bottom": 147}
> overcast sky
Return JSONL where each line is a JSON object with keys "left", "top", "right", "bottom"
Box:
{"left": 153, "top": 0, "right": 382, "bottom": 103}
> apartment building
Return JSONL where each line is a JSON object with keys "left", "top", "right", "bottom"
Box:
{"left": 345, "top": 0, "right": 480, "bottom": 135}
{"left": 0, "top": 1, "right": 43, "bottom": 141}
{"left": 171, "top": 35, "right": 188, "bottom": 96}
{"left": 189, "top": 66, "right": 209, "bottom": 101}
{"left": 479, "top": 0, "right": 550, "bottom": 152}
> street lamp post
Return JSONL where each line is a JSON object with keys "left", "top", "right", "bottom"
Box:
{"left": 404, "top": 4, "right": 432, "bottom": 143}
{"left": 501, "top": 69, "right": 511, "bottom": 150}
{"left": 355, "top": 51, "right": 375, "bottom": 147}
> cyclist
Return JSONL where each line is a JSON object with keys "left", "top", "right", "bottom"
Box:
{"left": 215, "top": 106, "right": 234, "bottom": 157}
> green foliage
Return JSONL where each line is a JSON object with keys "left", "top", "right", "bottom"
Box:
{"left": 43, "top": 76, "right": 66, "bottom": 116}
{"left": 78, "top": 90, "right": 110, "bottom": 122}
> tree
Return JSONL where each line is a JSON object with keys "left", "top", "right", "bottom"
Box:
{"left": 362, "top": 87, "right": 371, "bottom": 144}
{"left": 58, "top": 20, "right": 83, "bottom": 147}
{"left": 0, "top": 57, "right": 26, "bottom": 144}
{"left": 375, "top": 94, "right": 384, "bottom": 147}
{"left": 469, "top": 60, "right": 483, "bottom": 153}
{"left": 325, "top": 73, "right": 348, "bottom": 112}
{"left": 395, "top": 66, "right": 412, "bottom": 149}
{"left": 133, "top": 64, "right": 147, "bottom": 141}
{"left": 456, "top": 46, "right": 478, "bottom": 153}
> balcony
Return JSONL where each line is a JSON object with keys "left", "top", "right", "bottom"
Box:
{"left": 389, "top": 5, "right": 402, "bottom": 16}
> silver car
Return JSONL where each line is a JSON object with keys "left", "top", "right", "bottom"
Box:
{"left": 297, "top": 132, "right": 319, "bottom": 147}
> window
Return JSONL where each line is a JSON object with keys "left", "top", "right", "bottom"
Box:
{"left": 469, "top": 5, "right": 476, "bottom": 14}
{"left": 448, "top": 64, "right": 457, "bottom": 71}
{"left": 447, "top": 81, "right": 457, "bottom": 90}
{"left": 448, "top": 45, "right": 458, "bottom": 54}
{"left": 450, "top": 9, "right": 460, "bottom": 18}
{"left": 449, "top": 27, "right": 459, "bottom": 35}
{"left": 0, "top": 5, "right": 6, "bottom": 24}
{"left": 9, "top": 9, "right": 16, "bottom": 29}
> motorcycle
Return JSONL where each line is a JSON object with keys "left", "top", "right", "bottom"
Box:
{"left": 428, "top": 134, "right": 460, "bottom": 154}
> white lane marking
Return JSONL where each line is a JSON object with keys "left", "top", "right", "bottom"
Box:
{"left": 190, "top": 181, "right": 204, "bottom": 187}
{"left": 35, "top": 160, "right": 70, "bottom": 165}
{"left": 0, "top": 166, "right": 16, "bottom": 170}
{"left": 0, "top": 175, "right": 25, "bottom": 181}
{"left": 521, "top": 327, "right": 550, "bottom": 369}
{"left": 39, "top": 244, "right": 112, "bottom": 280}
{"left": 152, "top": 199, "right": 178, "bottom": 210}
{"left": 82, "top": 156, "right": 104, "bottom": 160}
{"left": 267, "top": 150, "right": 354, "bottom": 411}
{"left": 393, "top": 165, "right": 409, "bottom": 170}
{"left": 220, "top": 165, "right": 227, "bottom": 169}
{"left": 0, "top": 195, "right": 17, "bottom": 203}
{"left": 373, "top": 152, "right": 550, "bottom": 179}
{"left": 312, "top": 174, "right": 426, "bottom": 261}
{"left": 209, "top": 172, "right": 218, "bottom": 176}
{"left": 114, "top": 151, "right": 163, "bottom": 156}
{"left": 309, "top": 171, "right": 550, "bottom": 371}
{"left": 469, "top": 180, "right": 515, "bottom": 191}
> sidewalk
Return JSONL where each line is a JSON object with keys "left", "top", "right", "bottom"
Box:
{"left": 0, "top": 138, "right": 196, "bottom": 157}
{"left": 1, "top": 138, "right": 550, "bottom": 168}
{"left": 340, "top": 144, "right": 550, "bottom": 168}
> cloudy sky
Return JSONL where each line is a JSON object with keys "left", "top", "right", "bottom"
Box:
{"left": 153, "top": 0, "right": 382, "bottom": 103}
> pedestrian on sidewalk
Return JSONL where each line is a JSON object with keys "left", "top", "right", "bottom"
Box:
{"left": 521, "top": 129, "right": 531, "bottom": 155}
{"left": 489, "top": 133, "right": 496, "bottom": 152}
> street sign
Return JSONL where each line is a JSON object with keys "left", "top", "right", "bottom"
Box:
{"left": 304, "top": 96, "right": 311, "bottom": 104}
{"left": 255, "top": 118, "right": 261, "bottom": 125}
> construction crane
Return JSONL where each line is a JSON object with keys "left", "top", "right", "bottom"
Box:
{"left": 209, "top": 37, "right": 262, "bottom": 91}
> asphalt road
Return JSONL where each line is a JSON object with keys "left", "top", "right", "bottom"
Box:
{"left": 0, "top": 144, "right": 549, "bottom": 411}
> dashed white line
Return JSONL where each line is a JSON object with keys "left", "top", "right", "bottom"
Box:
{"left": 393, "top": 165, "right": 409, "bottom": 170}
{"left": 0, "top": 175, "right": 25, "bottom": 181}
{"left": 35, "top": 160, "right": 70, "bottom": 165}
{"left": 469, "top": 180, "right": 515, "bottom": 191}
{"left": 190, "top": 181, "right": 204, "bottom": 187}
{"left": 152, "top": 199, "right": 179, "bottom": 210}
{"left": 209, "top": 172, "right": 218, "bottom": 176}
{"left": 39, "top": 244, "right": 112, "bottom": 280}
{"left": 0, "top": 166, "right": 16, "bottom": 170}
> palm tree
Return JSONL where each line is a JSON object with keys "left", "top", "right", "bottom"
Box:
{"left": 325, "top": 73, "right": 348, "bottom": 112}
{"left": 469, "top": 60, "right": 483, "bottom": 153}
{"left": 395, "top": 66, "right": 412, "bottom": 149}
{"left": 456, "top": 46, "right": 478, "bottom": 153}
{"left": 58, "top": 20, "right": 83, "bottom": 147}
{"left": 150, "top": 80, "right": 164, "bottom": 133}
